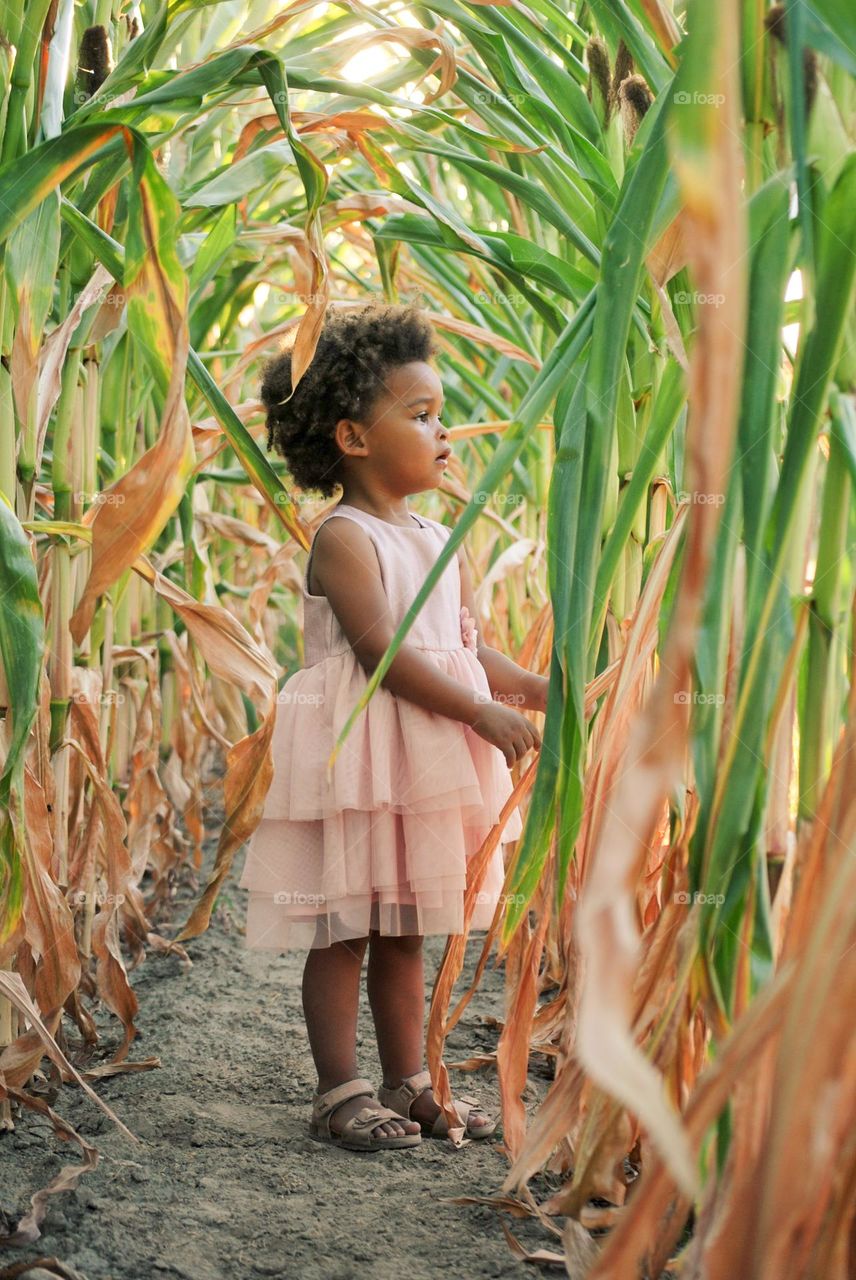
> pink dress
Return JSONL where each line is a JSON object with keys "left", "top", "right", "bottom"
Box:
{"left": 238, "top": 502, "right": 524, "bottom": 951}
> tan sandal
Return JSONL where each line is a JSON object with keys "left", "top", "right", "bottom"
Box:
{"left": 308, "top": 1076, "right": 422, "bottom": 1152}
{"left": 377, "top": 1068, "right": 498, "bottom": 1140}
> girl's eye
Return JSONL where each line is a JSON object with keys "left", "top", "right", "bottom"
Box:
{"left": 417, "top": 410, "right": 443, "bottom": 422}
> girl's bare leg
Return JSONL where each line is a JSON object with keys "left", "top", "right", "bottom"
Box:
{"left": 366, "top": 930, "right": 490, "bottom": 1131}
{"left": 302, "top": 935, "right": 418, "bottom": 1138}
{"left": 367, "top": 931, "right": 426, "bottom": 1083}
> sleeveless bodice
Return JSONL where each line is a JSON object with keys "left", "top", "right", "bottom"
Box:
{"left": 302, "top": 503, "right": 465, "bottom": 663}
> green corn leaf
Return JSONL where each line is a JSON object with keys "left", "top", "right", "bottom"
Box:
{"left": 0, "top": 498, "right": 44, "bottom": 946}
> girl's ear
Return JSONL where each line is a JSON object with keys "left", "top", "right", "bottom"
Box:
{"left": 335, "top": 418, "right": 369, "bottom": 456}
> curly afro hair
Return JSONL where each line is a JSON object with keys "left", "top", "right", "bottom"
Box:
{"left": 261, "top": 301, "right": 438, "bottom": 499}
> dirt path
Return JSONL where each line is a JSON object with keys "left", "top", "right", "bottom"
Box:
{"left": 1, "top": 777, "right": 560, "bottom": 1280}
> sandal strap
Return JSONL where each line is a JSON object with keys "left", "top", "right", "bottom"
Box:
{"left": 344, "top": 1103, "right": 412, "bottom": 1133}
{"left": 312, "top": 1077, "right": 375, "bottom": 1121}
{"left": 394, "top": 1069, "right": 433, "bottom": 1107}
{"left": 394, "top": 1073, "right": 482, "bottom": 1111}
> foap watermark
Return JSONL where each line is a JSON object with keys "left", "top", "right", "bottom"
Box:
{"left": 471, "top": 689, "right": 527, "bottom": 707}
{"left": 673, "top": 289, "right": 725, "bottom": 307}
{"left": 673, "top": 891, "right": 725, "bottom": 906}
{"left": 473, "top": 290, "right": 526, "bottom": 308}
{"left": 264, "top": 288, "right": 328, "bottom": 307}
{"left": 673, "top": 91, "right": 725, "bottom": 107}
{"left": 70, "top": 285, "right": 125, "bottom": 309}
{"left": 475, "top": 891, "right": 528, "bottom": 906}
{"left": 273, "top": 490, "right": 318, "bottom": 507}
{"left": 673, "top": 690, "right": 725, "bottom": 706}
{"left": 277, "top": 690, "right": 325, "bottom": 706}
{"left": 675, "top": 490, "right": 726, "bottom": 507}
{"left": 474, "top": 89, "right": 527, "bottom": 106}
{"left": 273, "top": 891, "right": 326, "bottom": 906}
{"left": 72, "top": 87, "right": 127, "bottom": 108}
{"left": 74, "top": 490, "right": 126, "bottom": 506}
{"left": 73, "top": 689, "right": 126, "bottom": 706}
{"left": 70, "top": 890, "right": 126, "bottom": 906}
{"left": 472, "top": 491, "right": 525, "bottom": 507}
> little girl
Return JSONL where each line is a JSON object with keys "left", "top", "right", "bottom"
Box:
{"left": 238, "top": 301, "right": 548, "bottom": 1152}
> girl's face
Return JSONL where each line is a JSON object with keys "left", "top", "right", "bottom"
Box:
{"left": 335, "top": 361, "right": 451, "bottom": 494}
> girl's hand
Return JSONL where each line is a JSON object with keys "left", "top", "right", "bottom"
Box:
{"left": 470, "top": 697, "right": 542, "bottom": 768}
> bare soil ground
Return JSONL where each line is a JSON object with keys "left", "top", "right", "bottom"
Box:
{"left": 0, "top": 776, "right": 563, "bottom": 1280}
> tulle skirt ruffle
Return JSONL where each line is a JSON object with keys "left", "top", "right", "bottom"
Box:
{"left": 238, "top": 645, "right": 524, "bottom": 951}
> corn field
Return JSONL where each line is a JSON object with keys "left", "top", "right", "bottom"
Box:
{"left": 0, "top": 0, "right": 854, "bottom": 1274}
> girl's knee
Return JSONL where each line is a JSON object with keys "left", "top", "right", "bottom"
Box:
{"left": 317, "top": 935, "right": 369, "bottom": 960}
{"left": 342, "top": 935, "right": 370, "bottom": 956}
